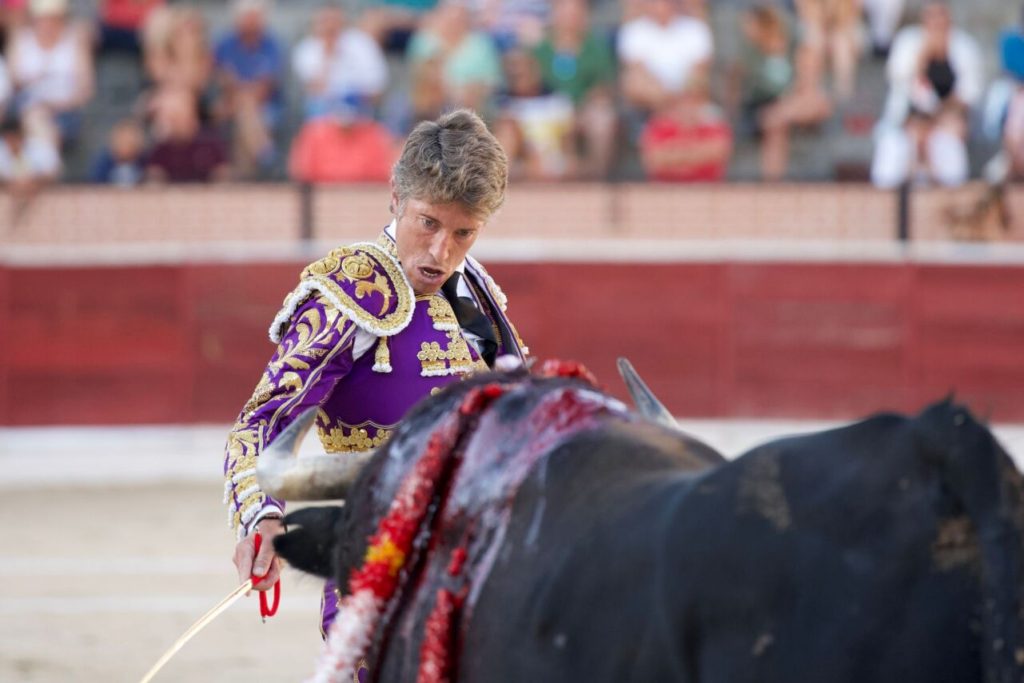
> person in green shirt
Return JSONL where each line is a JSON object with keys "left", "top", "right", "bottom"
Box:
{"left": 532, "top": 0, "right": 617, "bottom": 178}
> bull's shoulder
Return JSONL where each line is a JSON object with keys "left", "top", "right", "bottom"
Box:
{"left": 269, "top": 242, "right": 415, "bottom": 343}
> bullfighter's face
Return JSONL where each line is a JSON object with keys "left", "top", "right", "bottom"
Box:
{"left": 392, "top": 194, "right": 485, "bottom": 295}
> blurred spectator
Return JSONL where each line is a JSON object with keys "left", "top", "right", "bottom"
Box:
{"left": 494, "top": 48, "right": 577, "bottom": 180}
{"left": 292, "top": 4, "right": 388, "bottom": 121}
{"left": 862, "top": 0, "right": 906, "bottom": 56}
{"left": 795, "top": 0, "right": 862, "bottom": 102}
{"left": 987, "top": 21, "right": 1024, "bottom": 181}
{"left": 97, "top": 0, "right": 164, "bottom": 56}
{"left": 289, "top": 97, "right": 396, "bottom": 183}
{"left": 407, "top": 2, "right": 502, "bottom": 113}
{"left": 91, "top": 118, "right": 145, "bottom": 186}
{"left": 730, "top": 6, "right": 796, "bottom": 134}
{"left": 8, "top": 0, "right": 94, "bottom": 146}
{"left": 147, "top": 87, "right": 230, "bottom": 183}
{"left": 476, "top": 0, "right": 549, "bottom": 51}
{"left": 0, "top": 112, "right": 58, "bottom": 222}
{"left": 871, "top": 2, "right": 983, "bottom": 189}
{"left": 732, "top": 4, "right": 832, "bottom": 180}
{"left": 1003, "top": 16, "right": 1024, "bottom": 84}
{"left": 533, "top": 0, "right": 616, "bottom": 178}
{"left": 143, "top": 6, "right": 212, "bottom": 97}
{"left": 0, "top": 53, "right": 12, "bottom": 115}
{"left": 682, "top": 0, "right": 707, "bottom": 20}
{"left": 639, "top": 86, "right": 732, "bottom": 182}
{"left": 213, "top": 0, "right": 283, "bottom": 178}
{"left": 1001, "top": 88, "right": 1024, "bottom": 180}
{"left": 617, "top": 0, "right": 712, "bottom": 115}
{"left": 360, "top": 0, "right": 438, "bottom": 53}
{"left": 384, "top": 54, "right": 445, "bottom": 134}
{"left": 0, "top": 0, "right": 28, "bottom": 53}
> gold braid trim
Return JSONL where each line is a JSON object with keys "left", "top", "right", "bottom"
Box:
{"left": 270, "top": 243, "right": 414, "bottom": 342}
{"left": 373, "top": 336, "right": 392, "bottom": 373}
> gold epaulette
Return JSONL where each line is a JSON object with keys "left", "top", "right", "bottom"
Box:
{"left": 269, "top": 242, "right": 415, "bottom": 343}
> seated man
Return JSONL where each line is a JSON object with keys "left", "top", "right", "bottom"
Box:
{"left": 640, "top": 86, "right": 732, "bottom": 182}
{"left": 617, "top": 0, "right": 713, "bottom": 117}
{"left": 212, "top": 0, "right": 284, "bottom": 178}
{"left": 146, "top": 87, "right": 230, "bottom": 183}
{"left": 224, "top": 110, "right": 529, "bottom": 650}
{"left": 288, "top": 96, "right": 397, "bottom": 183}
{"left": 292, "top": 3, "right": 388, "bottom": 121}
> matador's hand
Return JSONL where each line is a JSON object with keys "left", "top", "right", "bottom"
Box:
{"left": 233, "top": 517, "right": 285, "bottom": 593}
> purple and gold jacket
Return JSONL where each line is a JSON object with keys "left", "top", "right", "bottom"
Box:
{"left": 222, "top": 233, "right": 527, "bottom": 630}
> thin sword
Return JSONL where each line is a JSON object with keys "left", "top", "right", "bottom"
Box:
{"left": 138, "top": 579, "right": 253, "bottom": 683}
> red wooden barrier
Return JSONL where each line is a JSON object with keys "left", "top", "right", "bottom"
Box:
{"left": 1, "top": 261, "right": 1022, "bottom": 424}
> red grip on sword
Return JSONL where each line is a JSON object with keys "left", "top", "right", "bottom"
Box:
{"left": 252, "top": 531, "right": 281, "bottom": 619}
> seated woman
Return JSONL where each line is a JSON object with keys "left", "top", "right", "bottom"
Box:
{"left": 871, "top": 2, "right": 983, "bottom": 189}
{"left": 493, "top": 48, "right": 577, "bottom": 181}
{"left": 731, "top": 4, "right": 832, "bottom": 181}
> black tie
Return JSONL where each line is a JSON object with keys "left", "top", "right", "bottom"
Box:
{"left": 441, "top": 272, "right": 498, "bottom": 367}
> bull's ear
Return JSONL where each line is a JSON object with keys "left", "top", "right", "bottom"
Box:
{"left": 274, "top": 506, "right": 344, "bottom": 579}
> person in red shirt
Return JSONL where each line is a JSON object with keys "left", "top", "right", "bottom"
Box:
{"left": 288, "top": 97, "right": 396, "bottom": 183}
{"left": 640, "top": 86, "right": 733, "bottom": 182}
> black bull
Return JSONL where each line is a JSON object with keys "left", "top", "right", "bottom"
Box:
{"left": 274, "top": 372, "right": 1024, "bottom": 682}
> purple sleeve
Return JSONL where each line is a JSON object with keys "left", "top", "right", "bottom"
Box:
{"left": 223, "top": 293, "right": 357, "bottom": 538}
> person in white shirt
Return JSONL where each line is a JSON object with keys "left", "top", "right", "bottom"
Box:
{"left": 292, "top": 4, "right": 389, "bottom": 120}
{"left": 8, "top": 0, "right": 94, "bottom": 145}
{"left": 871, "top": 1, "right": 983, "bottom": 189}
{"left": 617, "top": 0, "right": 712, "bottom": 115}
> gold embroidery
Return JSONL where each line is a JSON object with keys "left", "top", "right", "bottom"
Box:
{"left": 319, "top": 423, "right": 392, "bottom": 453}
{"left": 270, "top": 305, "right": 338, "bottom": 378}
{"left": 417, "top": 329, "right": 488, "bottom": 377}
{"left": 376, "top": 232, "right": 398, "bottom": 256}
{"left": 266, "top": 314, "right": 357, "bottom": 437}
{"left": 354, "top": 273, "right": 391, "bottom": 316}
{"left": 373, "top": 336, "right": 391, "bottom": 373}
{"left": 510, "top": 321, "right": 530, "bottom": 356}
{"left": 280, "top": 372, "right": 303, "bottom": 393}
{"left": 243, "top": 373, "right": 274, "bottom": 415}
{"left": 341, "top": 253, "right": 375, "bottom": 280}
{"left": 418, "top": 341, "right": 447, "bottom": 376}
{"left": 426, "top": 295, "right": 459, "bottom": 331}
{"left": 224, "top": 420, "right": 268, "bottom": 533}
{"left": 302, "top": 243, "right": 412, "bottom": 336}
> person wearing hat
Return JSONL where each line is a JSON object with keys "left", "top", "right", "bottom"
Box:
{"left": 288, "top": 94, "right": 397, "bottom": 183}
{"left": 7, "top": 0, "right": 93, "bottom": 145}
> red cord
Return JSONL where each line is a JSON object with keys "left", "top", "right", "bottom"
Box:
{"left": 252, "top": 531, "right": 281, "bottom": 620}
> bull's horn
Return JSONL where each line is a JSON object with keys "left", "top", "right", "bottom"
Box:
{"left": 616, "top": 357, "right": 680, "bottom": 429}
{"left": 256, "top": 408, "right": 374, "bottom": 501}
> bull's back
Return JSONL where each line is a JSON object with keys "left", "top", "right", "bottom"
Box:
{"left": 457, "top": 421, "right": 711, "bottom": 682}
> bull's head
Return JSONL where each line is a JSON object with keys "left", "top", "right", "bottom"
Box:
{"left": 257, "top": 360, "right": 720, "bottom": 505}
